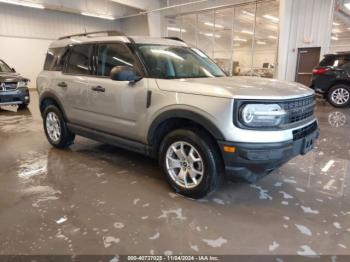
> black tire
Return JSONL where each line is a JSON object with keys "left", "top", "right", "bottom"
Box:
{"left": 327, "top": 84, "right": 350, "bottom": 108}
{"left": 18, "top": 103, "right": 29, "bottom": 110}
{"left": 159, "top": 128, "right": 223, "bottom": 199}
{"left": 43, "top": 105, "right": 75, "bottom": 148}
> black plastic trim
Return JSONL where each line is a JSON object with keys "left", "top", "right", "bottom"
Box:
{"left": 146, "top": 90, "right": 152, "bottom": 108}
{"left": 67, "top": 123, "right": 151, "bottom": 156}
{"left": 39, "top": 91, "right": 67, "bottom": 119}
{"left": 147, "top": 109, "right": 225, "bottom": 145}
{"left": 218, "top": 125, "right": 320, "bottom": 178}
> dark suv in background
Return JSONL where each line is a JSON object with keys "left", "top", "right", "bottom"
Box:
{"left": 0, "top": 59, "right": 30, "bottom": 109}
{"left": 311, "top": 52, "right": 350, "bottom": 108}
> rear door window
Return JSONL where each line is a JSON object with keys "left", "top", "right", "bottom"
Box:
{"left": 320, "top": 55, "right": 350, "bottom": 67}
{"left": 66, "top": 44, "right": 93, "bottom": 75}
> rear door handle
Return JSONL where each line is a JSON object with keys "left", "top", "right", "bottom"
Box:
{"left": 91, "top": 86, "right": 105, "bottom": 92}
{"left": 58, "top": 82, "right": 67, "bottom": 88}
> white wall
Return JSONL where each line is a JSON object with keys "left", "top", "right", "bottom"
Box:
{"left": 0, "top": 36, "right": 52, "bottom": 88}
{"left": 278, "top": 0, "right": 335, "bottom": 81}
{"left": 0, "top": 3, "right": 121, "bottom": 89}
{"left": 120, "top": 15, "right": 150, "bottom": 36}
{"left": 330, "top": 39, "right": 350, "bottom": 53}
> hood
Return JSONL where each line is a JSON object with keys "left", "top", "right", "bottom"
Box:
{"left": 156, "top": 76, "right": 314, "bottom": 100}
{"left": 0, "top": 72, "right": 28, "bottom": 82}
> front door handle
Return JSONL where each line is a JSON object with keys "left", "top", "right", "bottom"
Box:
{"left": 91, "top": 86, "right": 105, "bottom": 92}
{"left": 58, "top": 82, "right": 67, "bottom": 88}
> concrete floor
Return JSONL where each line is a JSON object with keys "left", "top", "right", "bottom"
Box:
{"left": 0, "top": 91, "right": 349, "bottom": 256}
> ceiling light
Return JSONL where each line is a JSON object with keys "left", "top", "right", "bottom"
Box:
{"left": 0, "top": 0, "right": 44, "bottom": 9}
{"left": 345, "top": 3, "right": 350, "bottom": 10}
{"left": 331, "top": 36, "right": 339, "bottom": 41}
{"left": 257, "top": 41, "right": 266, "bottom": 45}
{"left": 242, "top": 10, "right": 254, "bottom": 17}
{"left": 233, "top": 44, "right": 241, "bottom": 47}
{"left": 268, "top": 35, "right": 278, "bottom": 40}
{"left": 241, "top": 30, "right": 254, "bottom": 35}
{"left": 81, "top": 12, "right": 115, "bottom": 20}
{"left": 332, "top": 22, "right": 340, "bottom": 26}
{"left": 204, "top": 33, "right": 221, "bottom": 38}
{"left": 234, "top": 37, "right": 247, "bottom": 42}
{"left": 263, "top": 14, "right": 279, "bottom": 23}
{"left": 167, "top": 27, "right": 186, "bottom": 33}
{"left": 204, "top": 22, "right": 224, "bottom": 29}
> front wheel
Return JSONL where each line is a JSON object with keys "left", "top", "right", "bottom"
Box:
{"left": 43, "top": 105, "right": 75, "bottom": 148}
{"left": 159, "top": 128, "right": 223, "bottom": 199}
{"left": 327, "top": 85, "right": 350, "bottom": 108}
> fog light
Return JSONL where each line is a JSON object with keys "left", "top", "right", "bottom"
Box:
{"left": 25, "top": 96, "right": 29, "bottom": 100}
{"left": 224, "top": 146, "right": 236, "bottom": 153}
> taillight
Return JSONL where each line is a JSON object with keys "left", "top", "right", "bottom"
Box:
{"left": 312, "top": 67, "right": 329, "bottom": 75}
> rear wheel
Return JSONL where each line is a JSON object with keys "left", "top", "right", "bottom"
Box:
{"left": 159, "top": 128, "right": 222, "bottom": 198}
{"left": 327, "top": 85, "right": 350, "bottom": 108}
{"left": 43, "top": 105, "right": 75, "bottom": 148}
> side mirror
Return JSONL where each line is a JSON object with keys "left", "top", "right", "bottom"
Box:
{"left": 12, "top": 68, "right": 16, "bottom": 73}
{"left": 110, "top": 66, "right": 142, "bottom": 82}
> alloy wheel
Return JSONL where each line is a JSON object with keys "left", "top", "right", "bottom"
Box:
{"left": 46, "top": 112, "right": 61, "bottom": 142}
{"left": 331, "top": 88, "right": 350, "bottom": 105}
{"left": 165, "top": 141, "right": 204, "bottom": 189}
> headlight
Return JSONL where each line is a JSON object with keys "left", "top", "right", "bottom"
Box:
{"left": 17, "top": 81, "right": 28, "bottom": 88}
{"left": 240, "top": 104, "right": 286, "bottom": 127}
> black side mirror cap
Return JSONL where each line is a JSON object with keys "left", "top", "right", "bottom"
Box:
{"left": 12, "top": 68, "right": 16, "bottom": 73}
{"left": 110, "top": 66, "right": 142, "bottom": 82}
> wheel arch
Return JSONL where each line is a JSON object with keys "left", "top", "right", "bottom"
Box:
{"left": 147, "top": 109, "right": 225, "bottom": 157}
{"left": 329, "top": 80, "right": 350, "bottom": 89}
{"left": 39, "top": 91, "right": 67, "bottom": 120}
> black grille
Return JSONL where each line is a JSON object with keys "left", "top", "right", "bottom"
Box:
{"left": 293, "top": 121, "right": 318, "bottom": 141}
{"left": 281, "top": 96, "right": 315, "bottom": 125}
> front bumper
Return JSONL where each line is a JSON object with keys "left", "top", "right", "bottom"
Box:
{"left": 219, "top": 121, "right": 320, "bottom": 182}
{"left": 0, "top": 88, "right": 30, "bottom": 106}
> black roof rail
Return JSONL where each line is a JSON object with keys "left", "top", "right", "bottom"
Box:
{"left": 58, "top": 30, "right": 126, "bottom": 40}
{"left": 163, "top": 37, "right": 185, "bottom": 43}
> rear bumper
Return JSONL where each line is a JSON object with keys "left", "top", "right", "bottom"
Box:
{"left": 0, "top": 88, "right": 30, "bottom": 106}
{"left": 219, "top": 122, "right": 320, "bottom": 180}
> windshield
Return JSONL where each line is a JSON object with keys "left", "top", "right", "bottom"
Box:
{"left": 136, "top": 44, "right": 225, "bottom": 79}
{"left": 0, "top": 60, "right": 13, "bottom": 73}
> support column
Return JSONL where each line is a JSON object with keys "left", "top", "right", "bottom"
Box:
{"left": 148, "top": 12, "right": 162, "bottom": 37}
{"left": 277, "top": 0, "right": 335, "bottom": 81}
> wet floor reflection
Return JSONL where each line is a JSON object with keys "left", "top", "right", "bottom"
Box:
{"left": 0, "top": 94, "right": 349, "bottom": 255}
{"left": 0, "top": 106, "right": 35, "bottom": 133}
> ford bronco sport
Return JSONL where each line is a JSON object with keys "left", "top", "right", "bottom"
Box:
{"left": 37, "top": 31, "right": 319, "bottom": 198}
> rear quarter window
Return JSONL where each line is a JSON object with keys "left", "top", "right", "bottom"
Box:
{"left": 320, "top": 55, "right": 350, "bottom": 67}
{"left": 44, "top": 47, "right": 68, "bottom": 71}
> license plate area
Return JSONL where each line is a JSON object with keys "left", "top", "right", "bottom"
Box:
{"left": 301, "top": 134, "right": 315, "bottom": 155}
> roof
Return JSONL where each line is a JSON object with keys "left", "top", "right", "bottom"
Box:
{"left": 324, "top": 52, "right": 350, "bottom": 56}
{"left": 49, "top": 31, "right": 188, "bottom": 48}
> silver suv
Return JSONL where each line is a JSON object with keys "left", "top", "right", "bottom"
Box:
{"left": 37, "top": 31, "right": 319, "bottom": 198}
